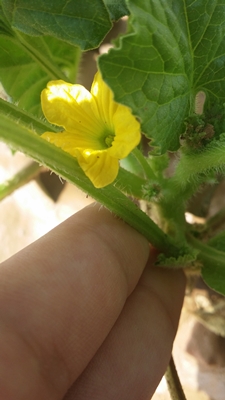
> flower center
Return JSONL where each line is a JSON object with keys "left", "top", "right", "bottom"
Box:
{"left": 99, "top": 127, "right": 115, "bottom": 149}
{"left": 105, "top": 134, "right": 115, "bottom": 148}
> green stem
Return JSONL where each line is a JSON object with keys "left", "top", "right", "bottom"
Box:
{"left": 165, "top": 357, "right": 187, "bottom": 400}
{"left": 173, "top": 141, "right": 225, "bottom": 195}
{"left": 132, "top": 147, "right": 156, "bottom": 180}
{"left": 0, "top": 162, "right": 42, "bottom": 201}
{"left": 0, "top": 112, "right": 178, "bottom": 254}
{"left": 187, "top": 233, "right": 225, "bottom": 262}
{"left": 0, "top": 98, "right": 59, "bottom": 134}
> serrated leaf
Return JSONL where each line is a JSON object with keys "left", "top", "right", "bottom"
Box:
{"left": 104, "top": 0, "right": 129, "bottom": 20}
{"left": 0, "top": 34, "right": 80, "bottom": 116}
{"left": 99, "top": 0, "right": 225, "bottom": 154}
{"left": 2, "top": 0, "right": 112, "bottom": 50}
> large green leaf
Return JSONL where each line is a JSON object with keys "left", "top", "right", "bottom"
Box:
{"left": 0, "top": 34, "right": 80, "bottom": 116}
{"left": 104, "top": 0, "right": 129, "bottom": 20}
{"left": 1, "top": 0, "right": 112, "bottom": 50}
{"left": 99, "top": 0, "right": 225, "bottom": 153}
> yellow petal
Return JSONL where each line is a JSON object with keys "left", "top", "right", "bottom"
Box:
{"left": 41, "top": 80, "right": 103, "bottom": 134}
{"left": 91, "top": 72, "right": 141, "bottom": 159}
{"left": 109, "top": 104, "right": 141, "bottom": 159}
{"left": 41, "top": 128, "right": 106, "bottom": 153}
{"left": 41, "top": 131, "right": 79, "bottom": 157}
{"left": 76, "top": 149, "right": 119, "bottom": 188}
{"left": 41, "top": 73, "right": 141, "bottom": 188}
{"left": 90, "top": 72, "right": 117, "bottom": 130}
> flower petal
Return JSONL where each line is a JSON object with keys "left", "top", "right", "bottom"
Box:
{"left": 76, "top": 149, "right": 119, "bottom": 188}
{"left": 109, "top": 103, "right": 141, "bottom": 159}
{"left": 41, "top": 131, "right": 82, "bottom": 156}
{"left": 91, "top": 72, "right": 141, "bottom": 159}
{"left": 90, "top": 72, "right": 117, "bottom": 130}
{"left": 41, "top": 128, "right": 106, "bottom": 153}
{"left": 41, "top": 80, "right": 103, "bottom": 134}
{"left": 41, "top": 73, "right": 141, "bottom": 188}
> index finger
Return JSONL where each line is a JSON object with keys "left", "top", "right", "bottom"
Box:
{"left": 0, "top": 203, "right": 149, "bottom": 400}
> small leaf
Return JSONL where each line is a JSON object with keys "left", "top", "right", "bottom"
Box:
{"left": 2, "top": 0, "right": 112, "bottom": 50}
{"left": 99, "top": 0, "right": 225, "bottom": 154}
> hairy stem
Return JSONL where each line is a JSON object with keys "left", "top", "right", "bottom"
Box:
{"left": 173, "top": 141, "right": 225, "bottom": 195}
{"left": 0, "top": 112, "right": 179, "bottom": 254}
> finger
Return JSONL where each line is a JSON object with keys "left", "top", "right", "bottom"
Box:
{"left": 64, "top": 263, "right": 185, "bottom": 400}
{"left": 0, "top": 204, "right": 149, "bottom": 400}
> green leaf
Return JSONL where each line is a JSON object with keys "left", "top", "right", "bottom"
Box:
{"left": 0, "top": 4, "right": 13, "bottom": 35}
{"left": 99, "top": 0, "right": 225, "bottom": 154}
{"left": 0, "top": 34, "right": 80, "bottom": 116}
{"left": 2, "top": 0, "right": 112, "bottom": 50}
{"left": 189, "top": 234, "right": 225, "bottom": 296}
{"left": 104, "top": 0, "right": 129, "bottom": 20}
{"left": 208, "top": 231, "right": 225, "bottom": 252}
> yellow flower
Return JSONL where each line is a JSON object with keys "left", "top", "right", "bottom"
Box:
{"left": 41, "top": 72, "right": 141, "bottom": 188}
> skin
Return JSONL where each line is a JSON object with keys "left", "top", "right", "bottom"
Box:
{"left": 0, "top": 203, "right": 185, "bottom": 400}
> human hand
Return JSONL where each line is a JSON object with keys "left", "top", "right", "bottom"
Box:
{"left": 0, "top": 204, "right": 185, "bottom": 400}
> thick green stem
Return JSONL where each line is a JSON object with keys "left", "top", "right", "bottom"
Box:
{"left": 165, "top": 357, "right": 187, "bottom": 400}
{"left": 0, "top": 112, "right": 179, "bottom": 254}
{"left": 187, "top": 233, "right": 225, "bottom": 262}
{"left": 0, "top": 98, "right": 58, "bottom": 134}
{"left": 0, "top": 162, "right": 42, "bottom": 201}
{"left": 173, "top": 142, "right": 225, "bottom": 195}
